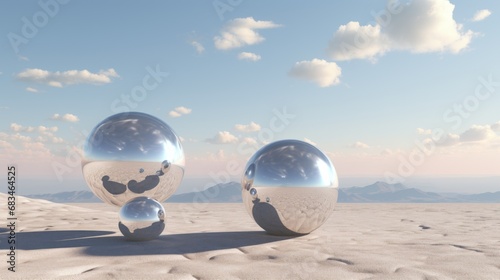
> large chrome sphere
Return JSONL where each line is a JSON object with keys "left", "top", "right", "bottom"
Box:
{"left": 118, "top": 197, "right": 165, "bottom": 241}
{"left": 82, "top": 112, "right": 185, "bottom": 206}
{"left": 241, "top": 139, "right": 338, "bottom": 235}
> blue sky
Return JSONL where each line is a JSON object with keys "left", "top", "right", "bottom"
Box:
{"left": 1, "top": 0, "right": 500, "bottom": 194}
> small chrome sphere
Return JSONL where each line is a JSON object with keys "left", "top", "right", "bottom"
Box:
{"left": 241, "top": 139, "right": 338, "bottom": 235}
{"left": 118, "top": 197, "right": 166, "bottom": 241}
{"left": 82, "top": 112, "right": 185, "bottom": 206}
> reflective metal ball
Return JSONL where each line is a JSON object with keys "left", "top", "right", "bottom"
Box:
{"left": 118, "top": 197, "right": 166, "bottom": 241}
{"left": 82, "top": 112, "right": 185, "bottom": 206}
{"left": 241, "top": 139, "right": 338, "bottom": 235}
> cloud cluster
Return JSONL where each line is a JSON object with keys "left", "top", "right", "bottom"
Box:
{"left": 169, "top": 106, "right": 192, "bottom": 118}
{"left": 8, "top": 123, "right": 64, "bottom": 144}
{"left": 288, "top": 59, "right": 342, "bottom": 87}
{"left": 238, "top": 52, "right": 261, "bottom": 61}
{"left": 328, "top": 0, "right": 475, "bottom": 61}
{"left": 16, "top": 68, "right": 119, "bottom": 88}
{"left": 214, "top": 17, "right": 281, "bottom": 50}
{"left": 420, "top": 123, "right": 499, "bottom": 147}
{"left": 51, "top": 113, "right": 79, "bottom": 122}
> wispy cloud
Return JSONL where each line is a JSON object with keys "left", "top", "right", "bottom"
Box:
{"left": 234, "top": 122, "right": 261, "bottom": 132}
{"left": 214, "top": 17, "right": 281, "bottom": 50}
{"left": 238, "top": 52, "right": 261, "bottom": 61}
{"left": 328, "top": 0, "right": 474, "bottom": 61}
{"left": 190, "top": 40, "right": 205, "bottom": 54}
{"left": 169, "top": 106, "right": 192, "bottom": 118}
{"left": 206, "top": 131, "right": 239, "bottom": 144}
{"left": 51, "top": 113, "right": 80, "bottom": 122}
{"left": 471, "top": 9, "right": 491, "bottom": 22}
{"left": 289, "top": 59, "right": 342, "bottom": 87}
{"left": 16, "top": 68, "right": 119, "bottom": 88}
{"left": 26, "top": 87, "right": 38, "bottom": 93}
{"left": 350, "top": 141, "right": 370, "bottom": 149}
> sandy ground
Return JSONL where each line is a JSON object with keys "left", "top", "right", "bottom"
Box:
{"left": 0, "top": 194, "right": 499, "bottom": 279}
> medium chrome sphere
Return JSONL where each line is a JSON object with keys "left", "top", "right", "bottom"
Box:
{"left": 118, "top": 197, "right": 166, "bottom": 241}
{"left": 241, "top": 139, "right": 338, "bottom": 235}
{"left": 82, "top": 112, "right": 184, "bottom": 206}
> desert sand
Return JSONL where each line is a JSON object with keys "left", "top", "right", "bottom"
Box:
{"left": 1, "top": 193, "right": 499, "bottom": 279}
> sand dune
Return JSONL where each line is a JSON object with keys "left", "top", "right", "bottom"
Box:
{"left": 1, "top": 193, "right": 499, "bottom": 279}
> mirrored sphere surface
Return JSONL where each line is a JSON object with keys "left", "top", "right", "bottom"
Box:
{"left": 118, "top": 197, "right": 165, "bottom": 241}
{"left": 82, "top": 112, "right": 184, "bottom": 206}
{"left": 241, "top": 139, "right": 338, "bottom": 235}
{"left": 118, "top": 197, "right": 166, "bottom": 241}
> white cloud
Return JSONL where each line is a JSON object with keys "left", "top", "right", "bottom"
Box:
{"left": 26, "top": 87, "right": 38, "bottom": 93}
{"left": 304, "top": 138, "right": 317, "bottom": 146}
{"left": 289, "top": 59, "right": 342, "bottom": 87}
{"left": 471, "top": 9, "right": 491, "bottom": 22}
{"left": 169, "top": 106, "right": 192, "bottom": 118}
{"left": 51, "top": 113, "right": 80, "bottom": 122}
{"left": 328, "top": 0, "right": 475, "bottom": 61}
{"left": 238, "top": 52, "right": 261, "bottom": 61}
{"left": 18, "top": 55, "right": 29, "bottom": 61}
{"left": 191, "top": 40, "right": 205, "bottom": 54}
{"left": 329, "top": 22, "right": 389, "bottom": 61}
{"left": 235, "top": 121, "right": 261, "bottom": 132}
{"left": 16, "top": 68, "right": 119, "bottom": 88}
{"left": 459, "top": 125, "right": 495, "bottom": 142}
{"left": 350, "top": 141, "right": 370, "bottom": 149}
{"left": 417, "top": 128, "right": 433, "bottom": 135}
{"left": 206, "top": 131, "right": 239, "bottom": 144}
{"left": 214, "top": 17, "right": 281, "bottom": 50}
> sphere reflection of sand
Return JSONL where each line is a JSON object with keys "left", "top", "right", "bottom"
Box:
{"left": 243, "top": 187, "right": 338, "bottom": 235}
{"left": 82, "top": 161, "right": 183, "bottom": 207}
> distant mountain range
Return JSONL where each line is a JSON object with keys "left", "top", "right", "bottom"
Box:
{"left": 25, "top": 181, "right": 500, "bottom": 203}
